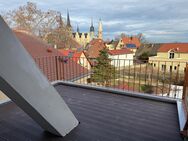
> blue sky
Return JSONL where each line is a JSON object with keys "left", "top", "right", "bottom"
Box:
{"left": 0, "top": 0, "right": 188, "bottom": 43}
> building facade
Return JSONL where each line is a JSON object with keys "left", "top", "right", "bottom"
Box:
{"left": 149, "top": 43, "right": 188, "bottom": 72}
{"left": 58, "top": 49, "right": 91, "bottom": 70}
{"left": 108, "top": 49, "right": 134, "bottom": 67}
{"left": 66, "top": 11, "right": 103, "bottom": 47}
{"left": 116, "top": 36, "right": 141, "bottom": 53}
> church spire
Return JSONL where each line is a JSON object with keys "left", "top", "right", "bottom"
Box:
{"left": 98, "top": 18, "right": 103, "bottom": 39}
{"left": 91, "top": 18, "right": 93, "bottom": 26}
{"left": 90, "top": 18, "right": 94, "bottom": 32}
{"left": 77, "top": 24, "right": 79, "bottom": 33}
{"left": 66, "top": 9, "right": 71, "bottom": 28}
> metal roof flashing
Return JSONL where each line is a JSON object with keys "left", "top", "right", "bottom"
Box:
{"left": 52, "top": 81, "right": 177, "bottom": 104}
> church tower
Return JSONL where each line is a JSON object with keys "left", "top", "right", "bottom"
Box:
{"left": 98, "top": 19, "right": 103, "bottom": 39}
{"left": 66, "top": 10, "right": 72, "bottom": 31}
{"left": 76, "top": 24, "right": 80, "bottom": 33}
{"left": 58, "top": 12, "right": 63, "bottom": 28}
{"left": 90, "top": 18, "right": 95, "bottom": 40}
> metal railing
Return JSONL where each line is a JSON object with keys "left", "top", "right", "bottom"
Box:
{"left": 34, "top": 56, "right": 186, "bottom": 99}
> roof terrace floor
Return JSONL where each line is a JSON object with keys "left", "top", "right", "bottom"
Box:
{"left": 0, "top": 84, "right": 183, "bottom": 141}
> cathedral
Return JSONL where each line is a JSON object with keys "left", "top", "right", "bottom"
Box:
{"left": 66, "top": 11, "right": 103, "bottom": 47}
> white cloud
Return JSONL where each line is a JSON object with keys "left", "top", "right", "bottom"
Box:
{"left": 0, "top": 0, "right": 188, "bottom": 42}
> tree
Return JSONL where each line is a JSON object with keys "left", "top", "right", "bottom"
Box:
{"left": 114, "top": 33, "right": 127, "bottom": 41}
{"left": 3, "top": 2, "right": 58, "bottom": 35}
{"left": 120, "top": 33, "right": 126, "bottom": 38}
{"left": 138, "top": 52, "right": 149, "bottom": 61}
{"left": 141, "top": 84, "right": 153, "bottom": 94}
{"left": 3, "top": 2, "right": 73, "bottom": 49}
{"left": 44, "top": 14, "right": 73, "bottom": 49}
{"left": 91, "top": 48, "right": 115, "bottom": 86}
{"left": 138, "top": 33, "right": 149, "bottom": 46}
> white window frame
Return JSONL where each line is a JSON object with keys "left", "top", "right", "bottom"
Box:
{"left": 168, "top": 50, "right": 175, "bottom": 59}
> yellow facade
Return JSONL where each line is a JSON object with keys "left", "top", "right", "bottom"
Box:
{"left": 149, "top": 52, "right": 188, "bottom": 73}
{"left": 116, "top": 39, "right": 124, "bottom": 50}
{"left": 77, "top": 53, "right": 91, "bottom": 70}
{"left": 106, "top": 44, "right": 114, "bottom": 50}
{"left": 66, "top": 11, "right": 103, "bottom": 48}
{"left": 73, "top": 32, "right": 93, "bottom": 47}
{"left": 72, "top": 19, "right": 102, "bottom": 47}
{"left": 114, "top": 38, "right": 137, "bottom": 53}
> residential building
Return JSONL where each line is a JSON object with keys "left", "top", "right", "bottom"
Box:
{"left": 85, "top": 39, "right": 106, "bottom": 59}
{"left": 149, "top": 43, "right": 188, "bottom": 72}
{"left": 108, "top": 48, "right": 134, "bottom": 67}
{"left": 105, "top": 40, "right": 119, "bottom": 50}
{"left": 116, "top": 36, "right": 141, "bottom": 53}
{"left": 58, "top": 49, "right": 91, "bottom": 70}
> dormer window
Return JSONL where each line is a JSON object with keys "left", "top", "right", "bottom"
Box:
{"left": 169, "top": 52, "right": 174, "bottom": 59}
{"left": 168, "top": 50, "right": 175, "bottom": 59}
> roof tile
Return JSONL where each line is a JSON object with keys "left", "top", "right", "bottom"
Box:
{"left": 158, "top": 43, "right": 188, "bottom": 53}
{"left": 108, "top": 48, "right": 133, "bottom": 55}
{"left": 122, "top": 36, "right": 141, "bottom": 48}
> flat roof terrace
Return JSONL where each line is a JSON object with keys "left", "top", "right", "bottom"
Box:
{"left": 0, "top": 83, "right": 182, "bottom": 141}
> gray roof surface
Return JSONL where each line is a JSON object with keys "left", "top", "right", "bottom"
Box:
{"left": 0, "top": 84, "right": 182, "bottom": 141}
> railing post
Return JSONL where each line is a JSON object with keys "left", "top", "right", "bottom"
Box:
{"left": 183, "top": 63, "right": 188, "bottom": 100}
{"left": 55, "top": 56, "right": 59, "bottom": 81}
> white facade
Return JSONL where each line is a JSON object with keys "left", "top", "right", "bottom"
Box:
{"left": 109, "top": 53, "right": 134, "bottom": 67}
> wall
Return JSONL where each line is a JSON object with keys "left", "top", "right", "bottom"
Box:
{"left": 73, "top": 32, "right": 91, "bottom": 47}
{"left": 106, "top": 44, "right": 115, "bottom": 50}
{"left": 109, "top": 54, "right": 134, "bottom": 67}
{"left": 149, "top": 56, "right": 187, "bottom": 72}
{"left": 116, "top": 40, "right": 123, "bottom": 49}
{"left": 157, "top": 52, "right": 188, "bottom": 59}
{"left": 78, "top": 53, "right": 91, "bottom": 70}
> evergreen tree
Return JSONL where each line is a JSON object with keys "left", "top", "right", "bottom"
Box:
{"left": 91, "top": 48, "right": 115, "bottom": 86}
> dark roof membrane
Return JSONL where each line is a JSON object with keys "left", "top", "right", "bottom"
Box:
{"left": 0, "top": 84, "right": 182, "bottom": 141}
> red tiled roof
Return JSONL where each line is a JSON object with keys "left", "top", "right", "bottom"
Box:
{"left": 122, "top": 36, "right": 141, "bottom": 48}
{"left": 108, "top": 48, "right": 133, "bottom": 55}
{"left": 158, "top": 43, "right": 188, "bottom": 53}
{"left": 14, "top": 30, "right": 89, "bottom": 81}
{"left": 58, "top": 49, "right": 85, "bottom": 63}
{"left": 34, "top": 56, "right": 89, "bottom": 81}
{"left": 86, "top": 39, "right": 106, "bottom": 58}
{"left": 14, "top": 30, "right": 60, "bottom": 58}
{"left": 58, "top": 49, "right": 82, "bottom": 57}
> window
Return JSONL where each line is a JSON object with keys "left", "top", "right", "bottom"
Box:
{"left": 169, "top": 52, "right": 175, "bottom": 59}
{"left": 153, "top": 63, "right": 156, "bottom": 67}
{"left": 161, "top": 65, "right": 166, "bottom": 71}
{"left": 170, "top": 66, "right": 172, "bottom": 72}
{"left": 174, "top": 66, "right": 177, "bottom": 70}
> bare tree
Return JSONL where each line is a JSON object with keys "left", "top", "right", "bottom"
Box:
{"left": 3, "top": 2, "right": 58, "bottom": 35}
{"left": 3, "top": 2, "right": 74, "bottom": 49}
